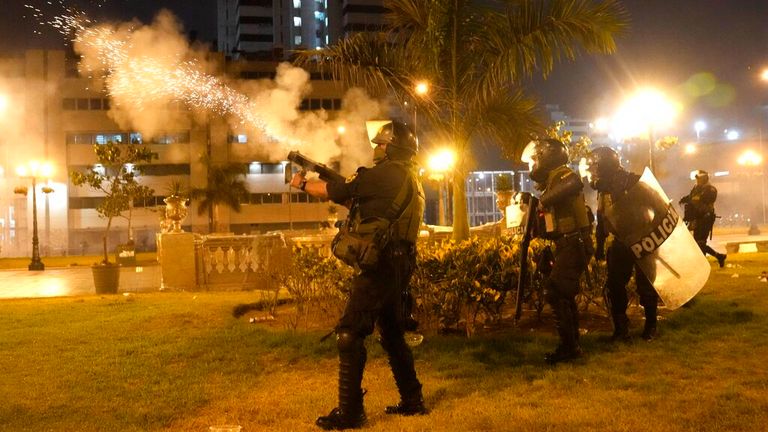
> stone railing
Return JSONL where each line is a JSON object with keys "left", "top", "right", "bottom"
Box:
{"left": 156, "top": 224, "right": 504, "bottom": 292}
{"left": 195, "top": 233, "right": 292, "bottom": 292}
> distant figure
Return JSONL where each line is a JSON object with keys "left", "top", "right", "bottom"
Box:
{"left": 679, "top": 170, "right": 726, "bottom": 267}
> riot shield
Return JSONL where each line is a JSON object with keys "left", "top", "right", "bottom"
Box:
{"left": 603, "top": 168, "right": 710, "bottom": 310}
{"left": 505, "top": 192, "right": 528, "bottom": 236}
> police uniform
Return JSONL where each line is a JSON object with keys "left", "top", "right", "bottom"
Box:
{"left": 538, "top": 164, "right": 594, "bottom": 363}
{"left": 314, "top": 120, "right": 426, "bottom": 430}
{"left": 680, "top": 175, "right": 725, "bottom": 266}
{"left": 595, "top": 170, "right": 659, "bottom": 341}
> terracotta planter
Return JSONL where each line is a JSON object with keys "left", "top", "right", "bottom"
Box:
{"left": 92, "top": 263, "right": 120, "bottom": 294}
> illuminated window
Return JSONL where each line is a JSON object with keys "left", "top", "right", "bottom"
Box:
{"left": 294, "top": 35, "right": 302, "bottom": 45}
{"left": 293, "top": 0, "right": 301, "bottom": 7}
{"left": 293, "top": 17, "right": 302, "bottom": 26}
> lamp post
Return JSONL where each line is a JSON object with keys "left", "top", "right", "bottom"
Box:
{"left": 427, "top": 148, "right": 455, "bottom": 226}
{"left": 613, "top": 88, "right": 679, "bottom": 172}
{"left": 737, "top": 150, "right": 763, "bottom": 235}
{"left": 694, "top": 120, "right": 707, "bottom": 142}
{"left": 412, "top": 80, "right": 429, "bottom": 136}
{"left": 16, "top": 161, "right": 53, "bottom": 271}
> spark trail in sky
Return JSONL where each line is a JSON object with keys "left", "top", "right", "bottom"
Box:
{"left": 23, "top": 1, "right": 382, "bottom": 169}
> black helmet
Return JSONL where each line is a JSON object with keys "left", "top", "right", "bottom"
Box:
{"left": 521, "top": 138, "right": 569, "bottom": 183}
{"left": 586, "top": 146, "right": 622, "bottom": 191}
{"left": 693, "top": 169, "right": 709, "bottom": 183}
{"left": 371, "top": 120, "right": 418, "bottom": 160}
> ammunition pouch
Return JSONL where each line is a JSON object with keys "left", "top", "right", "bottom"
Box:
{"left": 331, "top": 217, "right": 392, "bottom": 270}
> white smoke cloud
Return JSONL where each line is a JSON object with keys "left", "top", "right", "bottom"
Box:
{"left": 72, "top": 9, "right": 386, "bottom": 174}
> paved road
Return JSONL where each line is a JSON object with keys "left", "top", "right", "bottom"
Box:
{"left": 0, "top": 265, "right": 161, "bottom": 299}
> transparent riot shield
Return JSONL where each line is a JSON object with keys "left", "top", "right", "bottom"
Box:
{"left": 604, "top": 168, "right": 710, "bottom": 310}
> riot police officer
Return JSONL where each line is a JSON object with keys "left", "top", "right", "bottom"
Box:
{"left": 291, "top": 120, "right": 427, "bottom": 430}
{"left": 521, "top": 138, "right": 593, "bottom": 364}
{"left": 679, "top": 170, "right": 726, "bottom": 267}
{"left": 586, "top": 147, "right": 660, "bottom": 341}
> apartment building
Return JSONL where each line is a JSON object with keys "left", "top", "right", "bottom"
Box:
{"left": 217, "top": 0, "right": 386, "bottom": 58}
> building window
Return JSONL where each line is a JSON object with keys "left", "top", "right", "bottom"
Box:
{"left": 293, "top": 17, "right": 302, "bottom": 27}
{"left": 294, "top": 35, "right": 302, "bottom": 45}
{"left": 293, "top": 0, "right": 301, "bottom": 7}
{"left": 89, "top": 98, "right": 102, "bottom": 110}
{"left": 63, "top": 99, "right": 76, "bottom": 110}
{"left": 239, "top": 34, "right": 274, "bottom": 42}
{"left": 228, "top": 134, "right": 248, "bottom": 144}
{"left": 76, "top": 99, "right": 89, "bottom": 110}
{"left": 130, "top": 133, "right": 143, "bottom": 144}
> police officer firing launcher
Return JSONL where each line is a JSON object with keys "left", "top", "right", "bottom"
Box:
{"left": 290, "top": 120, "right": 427, "bottom": 430}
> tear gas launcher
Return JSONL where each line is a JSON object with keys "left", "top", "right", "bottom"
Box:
{"left": 286, "top": 151, "right": 345, "bottom": 184}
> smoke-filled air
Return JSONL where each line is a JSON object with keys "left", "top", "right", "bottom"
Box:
{"left": 45, "top": 5, "right": 383, "bottom": 173}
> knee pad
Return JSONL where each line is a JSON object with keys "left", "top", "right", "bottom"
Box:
{"left": 337, "top": 331, "right": 362, "bottom": 353}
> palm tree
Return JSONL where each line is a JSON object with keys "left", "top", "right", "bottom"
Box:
{"left": 189, "top": 159, "right": 249, "bottom": 233}
{"left": 295, "top": 0, "right": 627, "bottom": 240}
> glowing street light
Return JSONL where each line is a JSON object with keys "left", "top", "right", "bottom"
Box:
{"left": 694, "top": 120, "right": 707, "bottom": 141}
{"left": 415, "top": 81, "right": 429, "bottom": 96}
{"left": 725, "top": 129, "right": 740, "bottom": 141}
{"left": 684, "top": 143, "right": 697, "bottom": 155}
{"left": 737, "top": 149, "right": 765, "bottom": 231}
{"left": 15, "top": 161, "right": 54, "bottom": 271}
{"left": 427, "top": 148, "right": 455, "bottom": 226}
{"left": 737, "top": 149, "right": 762, "bottom": 166}
{"left": 761, "top": 68, "right": 768, "bottom": 82}
{"left": 612, "top": 88, "right": 680, "bottom": 172}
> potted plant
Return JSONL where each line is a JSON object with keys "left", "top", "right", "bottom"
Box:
{"left": 70, "top": 141, "right": 157, "bottom": 293}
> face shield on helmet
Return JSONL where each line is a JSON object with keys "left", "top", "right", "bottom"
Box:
{"left": 521, "top": 141, "right": 537, "bottom": 173}
{"left": 522, "top": 138, "right": 568, "bottom": 183}
{"left": 366, "top": 120, "right": 418, "bottom": 164}
{"left": 585, "top": 146, "right": 621, "bottom": 191}
{"left": 692, "top": 169, "right": 709, "bottom": 185}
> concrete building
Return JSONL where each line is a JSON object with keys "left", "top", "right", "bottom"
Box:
{"left": 217, "top": 0, "right": 386, "bottom": 58}
{"left": 0, "top": 49, "right": 347, "bottom": 258}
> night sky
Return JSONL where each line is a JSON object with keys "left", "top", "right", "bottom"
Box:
{"left": 2, "top": 0, "right": 768, "bottom": 135}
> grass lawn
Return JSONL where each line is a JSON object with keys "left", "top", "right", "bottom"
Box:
{"left": 1, "top": 254, "right": 767, "bottom": 431}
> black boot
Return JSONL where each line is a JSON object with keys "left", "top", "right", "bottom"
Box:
{"left": 380, "top": 327, "right": 428, "bottom": 416}
{"left": 641, "top": 305, "right": 658, "bottom": 341}
{"left": 610, "top": 314, "right": 631, "bottom": 342}
{"left": 717, "top": 253, "right": 727, "bottom": 268}
{"left": 385, "top": 397, "right": 428, "bottom": 416}
{"left": 545, "top": 298, "right": 583, "bottom": 364}
{"left": 316, "top": 333, "right": 367, "bottom": 430}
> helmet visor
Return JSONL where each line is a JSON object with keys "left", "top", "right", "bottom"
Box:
{"left": 366, "top": 120, "right": 392, "bottom": 148}
{"left": 521, "top": 141, "right": 537, "bottom": 172}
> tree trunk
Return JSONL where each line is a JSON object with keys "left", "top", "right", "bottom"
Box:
{"left": 452, "top": 174, "right": 469, "bottom": 241}
{"left": 102, "top": 216, "right": 113, "bottom": 264}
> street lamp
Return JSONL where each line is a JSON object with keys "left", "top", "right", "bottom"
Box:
{"left": 15, "top": 161, "right": 53, "bottom": 271}
{"left": 412, "top": 80, "right": 429, "bottom": 137}
{"left": 613, "top": 88, "right": 680, "bottom": 172}
{"left": 737, "top": 149, "right": 764, "bottom": 234}
{"left": 694, "top": 120, "right": 707, "bottom": 141}
{"left": 426, "top": 148, "right": 455, "bottom": 226}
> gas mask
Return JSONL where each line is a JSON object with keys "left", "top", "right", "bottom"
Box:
{"left": 373, "top": 145, "right": 388, "bottom": 165}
